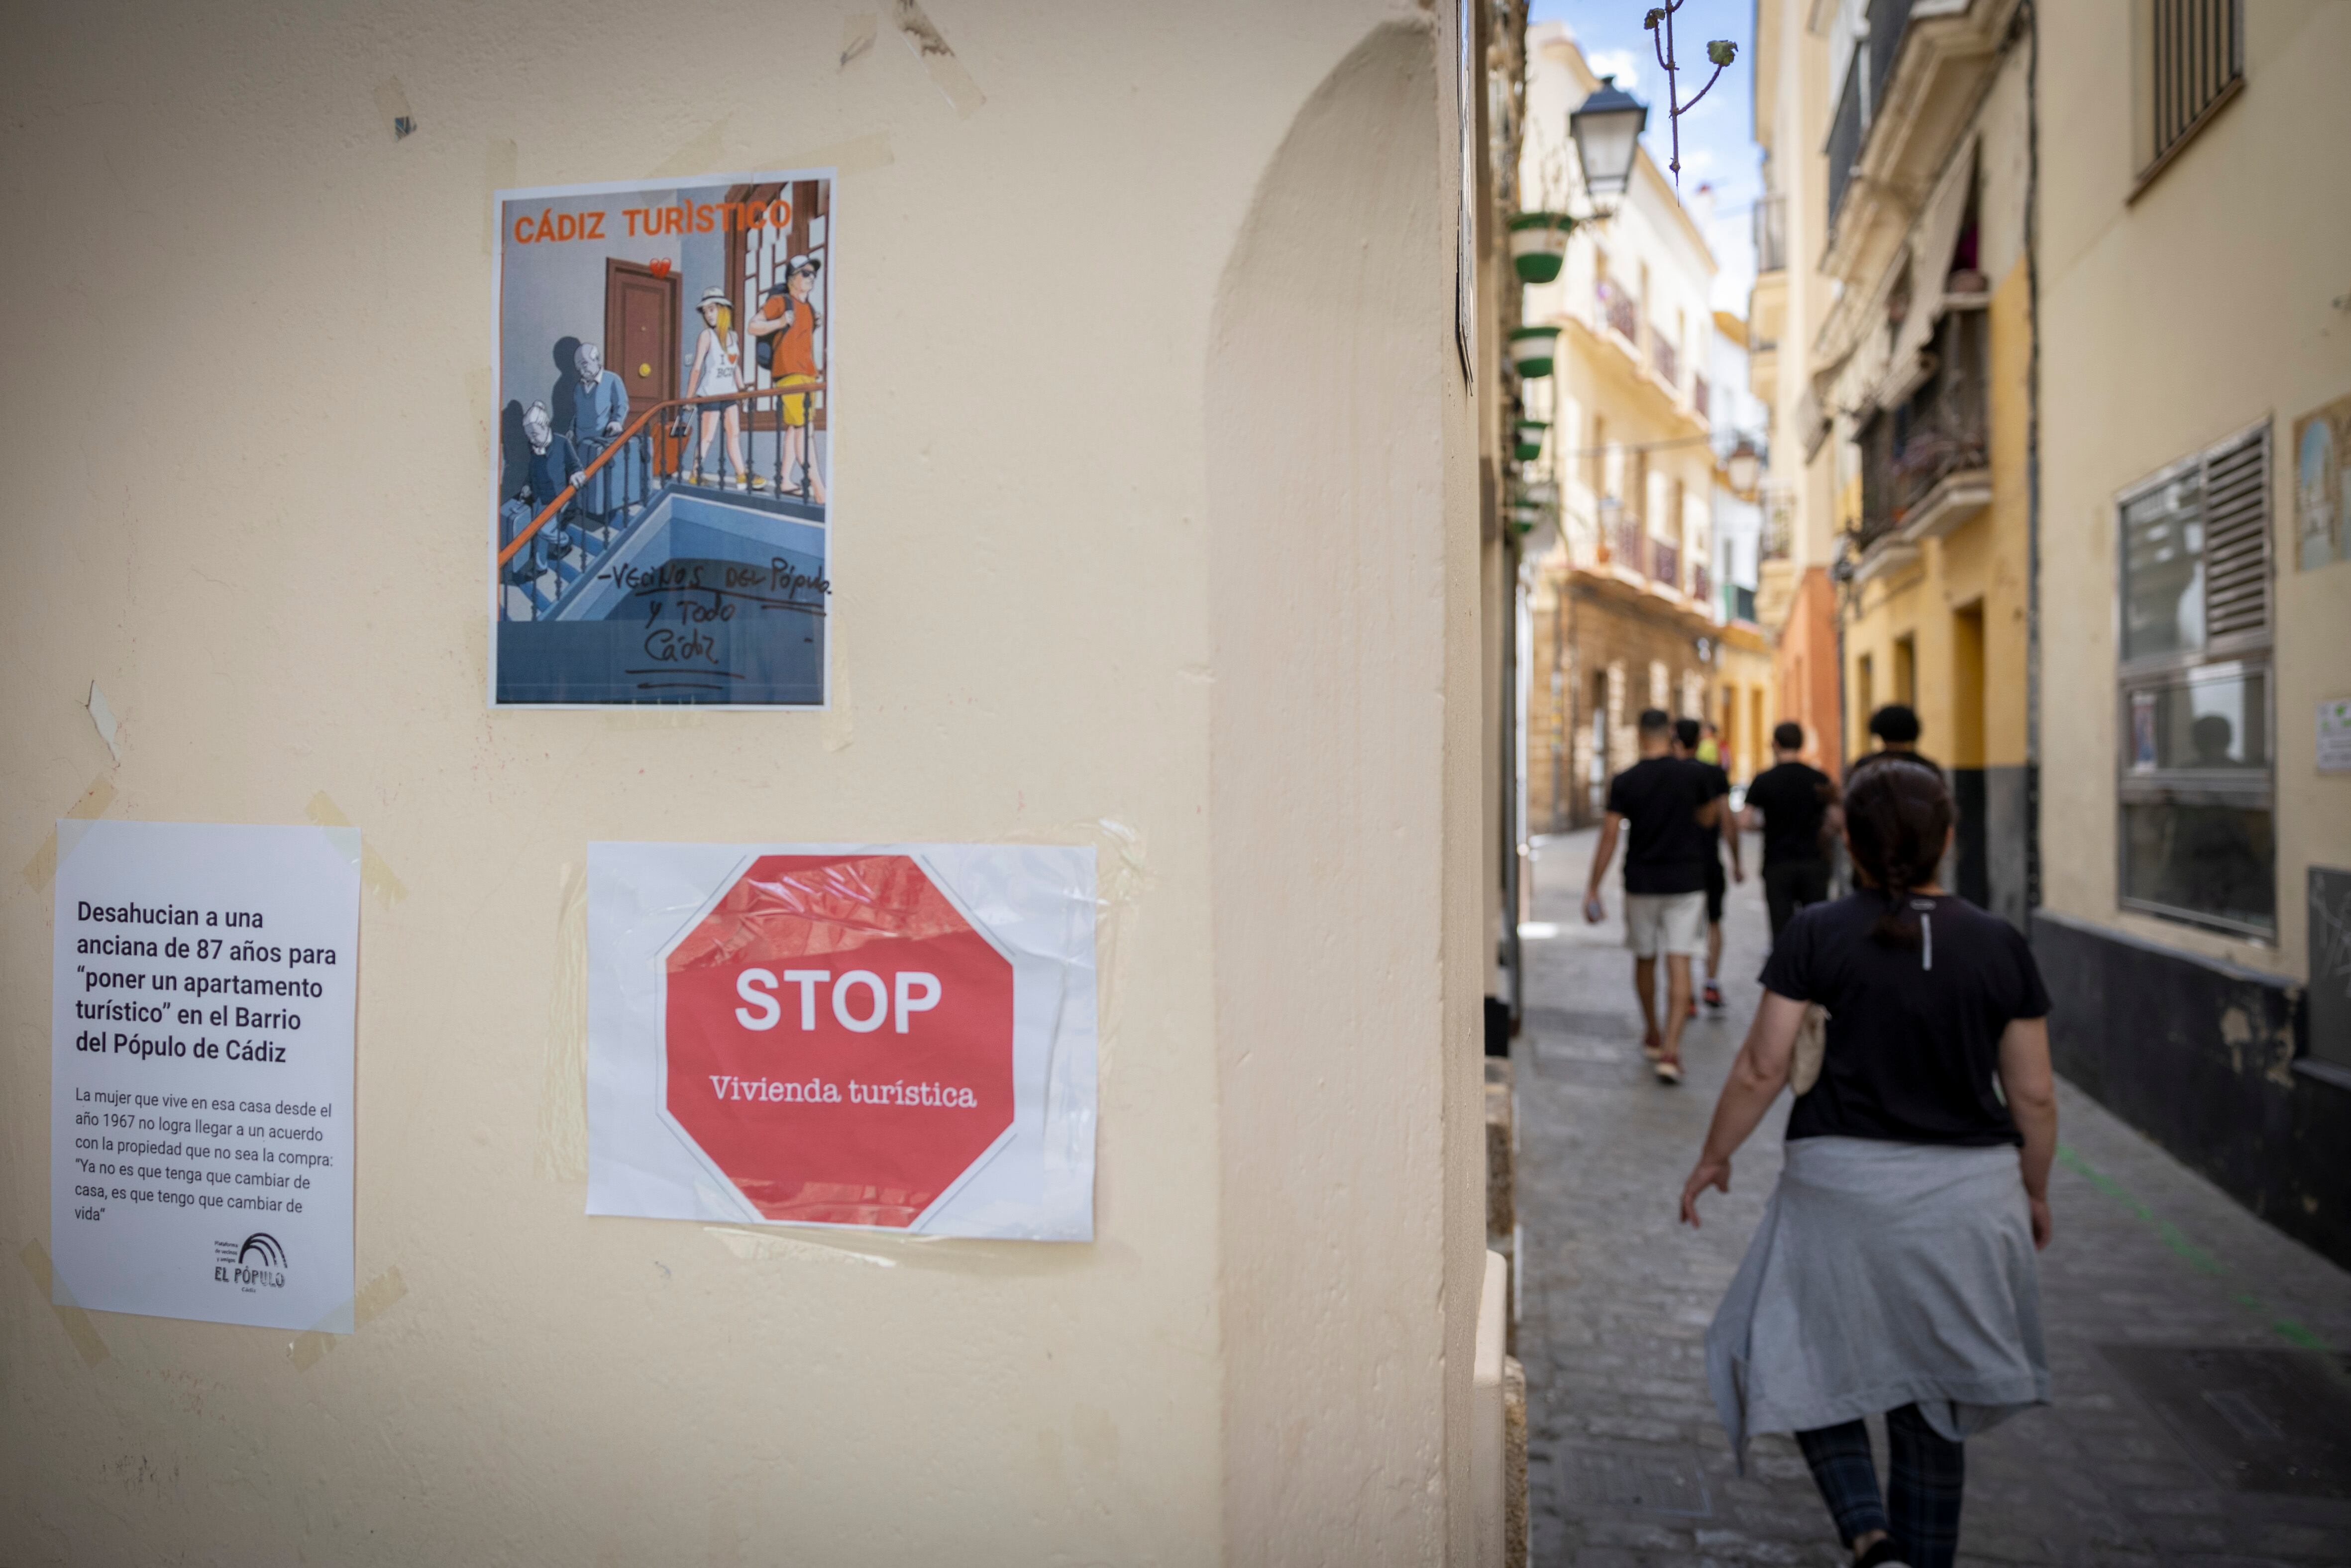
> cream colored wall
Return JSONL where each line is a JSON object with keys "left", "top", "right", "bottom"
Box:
{"left": 2037, "top": 0, "right": 2351, "bottom": 980}
{"left": 0, "top": 4, "right": 1487, "bottom": 1562}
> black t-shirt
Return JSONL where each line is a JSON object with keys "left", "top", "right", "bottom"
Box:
{"left": 1745, "top": 761, "right": 1833, "bottom": 868}
{"left": 1761, "top": 892, "right": 2051, "bottom": 1147}
{"left": 1605, "top": 756, "right": 1723, "bottom": 894}
{"left": 1848, "top": 747, "right": 1942, "bottom": 783}
{"left": 1696, "top": 760, "right": 1731, "bottom": 864}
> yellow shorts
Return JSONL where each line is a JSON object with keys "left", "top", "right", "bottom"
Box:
{"left": 775, "top": 372, "right": 816, "bottom": 427}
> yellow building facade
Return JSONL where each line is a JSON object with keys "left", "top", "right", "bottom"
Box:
{"left": 1813, "top": 0, "right": 2034, "bottom": 924}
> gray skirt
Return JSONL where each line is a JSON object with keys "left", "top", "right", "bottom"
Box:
{"left": 1706, "top": 1136, "right": 2049, "bottom": 1466}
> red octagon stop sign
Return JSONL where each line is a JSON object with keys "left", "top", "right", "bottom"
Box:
{"left": 660, "top": 853, "right": 1015, "bottom": 1228}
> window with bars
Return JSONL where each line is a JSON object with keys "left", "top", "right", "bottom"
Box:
{"left": 2116, "top": 421, "right": 2274, "bottom": 936}
{"left": 2136, "top": 0, "right": 2243, "bottom": 190}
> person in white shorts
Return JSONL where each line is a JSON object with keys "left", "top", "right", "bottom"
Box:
{"left": 1583, "top": 707, "right": 1724, "bottom": 1084}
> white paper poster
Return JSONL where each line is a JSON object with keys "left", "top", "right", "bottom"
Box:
{"left": 52, "top": 821, "right": 360, "bottom": 1332}
{"left": 588, "top": 843, "right": 1097, "bottom": 1241}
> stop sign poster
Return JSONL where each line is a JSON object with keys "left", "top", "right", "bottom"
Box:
{"left": 586, "top": 843, "right": 1097, "bottom": 1240}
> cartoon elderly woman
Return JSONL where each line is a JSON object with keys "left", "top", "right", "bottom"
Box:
{"left": 685, "top": 286, "right": 759, "bottom": 489}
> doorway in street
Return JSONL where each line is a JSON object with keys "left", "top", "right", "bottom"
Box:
{"left": 1952, "top": 601, "right": 1990, "bottom": 906}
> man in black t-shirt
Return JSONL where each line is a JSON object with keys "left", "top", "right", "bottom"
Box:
{"left": 1847, "top": 703, "right": 1942, "bottom": 783}
{"left": 1674, "top": 718, "right": 1740, "bottom": 1013}
{"left": 1583, "top": 708, "right": 1724, "bottom": 1084}
{"left": 1743, "top": 721, "right": 1836, "bottom": 941}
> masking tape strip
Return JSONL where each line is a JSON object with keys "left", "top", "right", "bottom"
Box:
{"left": 20, "top": 1240, "right": 110, "bottom": 1366}
{"left": 705, "top": 1227, "right": 896, "bottom": 1268}
{"left": 87, "top": 681, "right": 123, "bottom": 763}
{"left": 821, "top": 619, "right": 853, "bottom": 751}
{"left": 535, "top": 862, "right": 590, "bottom": 1182}
{"left": 840, "top": 13, "right": 877, "bottom": 67}
{"left": 288, "top": 1266, "right": 408, "bottom": 1370}
{"left": 305, "top": 793, "right": 407, "bottom": 907}
{"left": 991, "top": 817, "right": 1150, "bottom": 1078}
{"left": 21, "top": 775, "right": 118, "bottom": 892}
{"left": 646, "top": 119, "right": 731, "bottom": 181}
{"left": 895, "top": 0, "right": 986, "bottom": 118}
{"left": 764, "top": 131, "right": 895, "bottom": 180}
{"left": 483, "top": 138, "right": 518, "bottom": 257}
{"left": 372, "top": 77, "right": 414, "bottom": 140}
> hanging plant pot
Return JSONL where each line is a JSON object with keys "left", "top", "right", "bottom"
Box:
{"left": 1506, "top": 482, "right": 1552, "bottom": 537}
{"left": 1508, "top": 324, "right": 1561, "bottom": 380}
{"left": 1513, "top": 418, "right": 1549, "bottom": 462}
{"left": 1507, "top": 211, "right": 1575, "bottom": 284}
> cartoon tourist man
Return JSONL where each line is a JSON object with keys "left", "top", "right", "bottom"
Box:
{"left": 502, "top": 400, "right": 586, "bottom": 585}
{"left": 748, "top": 254, "right": 826, "bottom": 505}
{"left": 567, "top": 342, "right": 636, "bottom": 525}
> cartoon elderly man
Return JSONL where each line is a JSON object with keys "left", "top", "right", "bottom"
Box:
{"left": 501, "top": 401, "right": 586, "bottom": 583}
{"left": 567, "top": 341, "right": 637, "bottom": 523}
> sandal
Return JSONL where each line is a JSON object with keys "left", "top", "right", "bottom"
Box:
{"left": 1653, "top": 1060, "right": 1684, "bottom": 1085}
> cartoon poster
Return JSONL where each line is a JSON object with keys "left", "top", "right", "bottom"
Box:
{"left": 2293, "top": 392, "right": 2351, "bottom": 573}
{"left": 490, "top": 173, "right": 835, "bottom": 707}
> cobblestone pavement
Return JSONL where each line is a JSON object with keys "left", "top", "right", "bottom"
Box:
{"left": 1516, "top": 828, "right": 2351, "bottom": 1568}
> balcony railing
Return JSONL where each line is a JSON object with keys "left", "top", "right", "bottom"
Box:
{"left": 1652, "top": 333, "right": 1678, "bottom": 391}
{"left": 1598, "top": 280, "right": 1638, "bottom": 344}
{"left": 1652, "top": 538, "right": 1681, "bottom": 593}
{"left": 1858, "top": 308, "right": 1988, "bottom": 546}
{"left": 1692, "top": 562, "right": 1710, "bottom": 605}
{"left": 1754, "top": 195, "right": 1787, "bottom": 273}
{"left": 1612, "top": 517, "right": 1646, "bottom": 575}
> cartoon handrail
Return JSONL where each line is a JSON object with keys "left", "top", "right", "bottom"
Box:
{"left": 496, "top": 381, "right": 828, "bottom": 570}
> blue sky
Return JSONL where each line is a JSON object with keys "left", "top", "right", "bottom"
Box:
{"left": 1527, "top": 0, "right": 1763, "bottom": 314}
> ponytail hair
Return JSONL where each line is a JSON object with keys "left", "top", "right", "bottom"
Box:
{"left": 1842, "top": 759, "right": 1954, "bottom": 948}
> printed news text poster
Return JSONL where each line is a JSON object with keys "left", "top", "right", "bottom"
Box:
{"left": 587, "top": 843, "right": 1098, "bottom": 1241}
{"left": 52, "top": 821, "right": 359, "bottom": 1333}
{"left": 491, "top": 172, "right": 836, "bottom": 707}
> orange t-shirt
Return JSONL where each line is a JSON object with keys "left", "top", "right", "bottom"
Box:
{"left": 761, "top": 296, "right": 819, "bottom": 378}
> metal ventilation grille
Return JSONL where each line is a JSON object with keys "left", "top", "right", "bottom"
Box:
{"left": 2201, "top": 425, "right": 2270, "bottom": 642}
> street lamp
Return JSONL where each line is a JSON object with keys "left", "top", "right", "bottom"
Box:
{"left": 1726, "top": 439, "right": 1762, "bottom": 496}
{"left": 1569, "top": 76, "right": 1647, "bottom": 202}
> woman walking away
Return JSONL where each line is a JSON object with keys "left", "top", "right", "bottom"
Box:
{"left": 1680, "top": 759, "right": 2058, "bottom": 1568}
{"left": 685, "top": 286, "right": 759, "bottom": 489}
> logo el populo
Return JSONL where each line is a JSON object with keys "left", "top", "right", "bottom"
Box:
{"left": 214, "top": 1232, "right": 287, "bottom": 1290}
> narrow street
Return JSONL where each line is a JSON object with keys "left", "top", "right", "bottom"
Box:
{"left": 1517, "top": 827, "right": 2351, "bottom": 1568}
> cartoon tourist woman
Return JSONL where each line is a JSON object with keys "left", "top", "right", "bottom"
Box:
{"left": 685, "top": 286, "right": 758, "bottom": 489}
{"left": 748, "top": 254, "right": 826, "bottom": 505}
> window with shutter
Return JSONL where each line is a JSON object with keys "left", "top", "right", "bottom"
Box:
{"left": 2115, "top": 420, "right": 2275, "bottom": 936}
{"left": 2199, "top": 426, "right": 2269, "bottom": 643}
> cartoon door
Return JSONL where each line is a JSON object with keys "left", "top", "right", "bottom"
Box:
{"left": 605, "top": 259, "right": 680, "bottom": 476}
